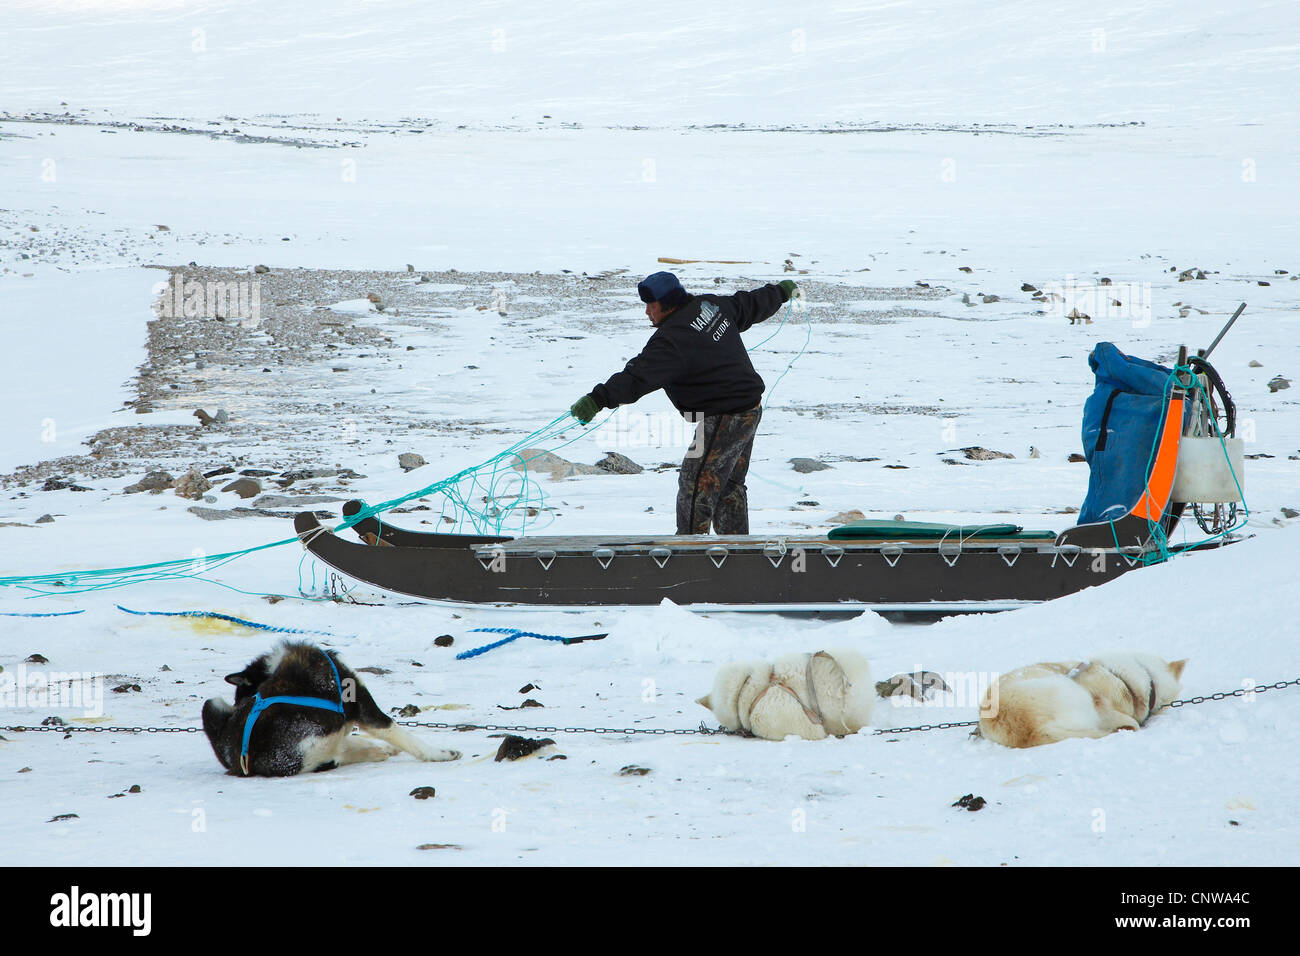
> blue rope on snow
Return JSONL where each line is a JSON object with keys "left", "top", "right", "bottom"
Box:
{"left": 0, "top": 610, "right": 85, "bottom": 617}
{"left": 456, "top": 627, "right": 574, "bottom": 660}
{"left": 115, "top": 605, "right": 335, "bottom": 637}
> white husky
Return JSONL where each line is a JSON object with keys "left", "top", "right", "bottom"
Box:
{"left": 697, "top": 649, "right": 876, "bottom": 740}
{"left": 978, "top": 651, "right": 1186, "bottom": 748}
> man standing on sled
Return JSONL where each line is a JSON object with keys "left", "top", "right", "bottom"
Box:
{"left": 569, "top": 271, "right": 799, "bottom": 535}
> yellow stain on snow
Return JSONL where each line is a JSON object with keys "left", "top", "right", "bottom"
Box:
{"left": 1226, "top": 796, "right": 1256, "bottom": 811}
{"left": 343, "top": 805, "right": 381, "bottom": 813}
{"left": 172, "top": 615, "right": 250, "bottom": 636}
{"left": 118, "top": 613, "right": 260, "bottom": 637}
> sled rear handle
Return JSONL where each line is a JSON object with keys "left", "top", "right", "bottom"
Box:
{"left": 1199, "top": 302, "right": 1247, "bottom": 361}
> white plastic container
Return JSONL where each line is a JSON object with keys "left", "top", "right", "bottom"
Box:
{"left": 1171, "top": 436, "right": 1245, "bottom": 503}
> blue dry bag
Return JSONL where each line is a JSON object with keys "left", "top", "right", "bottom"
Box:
{"left": 1078, "top": 343, "right": 1176, "bottom": 524}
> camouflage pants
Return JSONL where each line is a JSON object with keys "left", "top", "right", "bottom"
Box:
{"left": 677, "top": 406, "right": 762, "bottom": 535}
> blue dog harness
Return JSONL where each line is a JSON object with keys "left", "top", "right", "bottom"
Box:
{"left": 238, "top": 651, "right": 346, "bottom": 775}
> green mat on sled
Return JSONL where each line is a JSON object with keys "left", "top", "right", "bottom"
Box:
{"left": 827, "top": 520, "right": 1058, "bottom": 541}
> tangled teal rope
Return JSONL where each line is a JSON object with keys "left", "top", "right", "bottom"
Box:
{"left": 333, "top": 411, "right": 613, "bottom": 538}
{"left": 0, "top": 411, "right": 612, "bottom": 599}
{"left": 0, "top": 296, "right": 800, "bottom": 601}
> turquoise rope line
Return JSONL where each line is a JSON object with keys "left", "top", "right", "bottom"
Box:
{"left": 334, "top": 413, "right": 595, "bottom": 538}
{"left": 749, "top": 296, "right": 798, "bottom": 350}
{"left": 761, "top": 300, "right": 812, "bottom": 411}
{"left": 116, "top": 604, "right": 335, "bottom": 636}
{"left": 0, "top": 306, "right": 785, "bottom": 600}
{"left": 336, "top": 409, "right": 619, "bottom": 539}
{"left": 0, "top": 412, "right": 607, "bottom": 599}
{"left": 1126, "top": 365, "right": 1249, "bottom": 566}
{"left": 0, "top": 537, "right": 300, "bottom": 599}
{"left": 297, "top": 550, "right": 317, "bottom": 596}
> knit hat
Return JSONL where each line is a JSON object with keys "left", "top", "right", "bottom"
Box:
{"left": 637, "top": 271, "right": 691, "bottom": 309}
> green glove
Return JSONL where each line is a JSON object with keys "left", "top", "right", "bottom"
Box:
{"left": 778, "top": 279, "right": 799, "bottom": 302}
{"left": 570, "top": 394, "right": 599, "bottom": 424}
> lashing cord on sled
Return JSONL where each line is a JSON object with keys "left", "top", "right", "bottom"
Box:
{"left": 1183, "top": 355, "right": 1243, "bottom": 535}
{"left": 1106, "top": 362, "right": 1249, "bottom": 566}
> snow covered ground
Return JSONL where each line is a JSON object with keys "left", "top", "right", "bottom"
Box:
{"left": 1, "top": 0, "right": 1298, "bottom": 872}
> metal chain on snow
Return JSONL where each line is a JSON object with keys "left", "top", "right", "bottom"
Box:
{"left": 1168, "top": 676, "right": 1300, "bottom": 708}
{"left": 0, "top": 724, "right": 201, "bottom": 734}
{"left": 0, "top": 719, "right": 974, "bottom": 737}
{"left": 390, "top": 717, "right": 983, "bottom": 737}
{"left": 0, "top": 720, "right": 742, "bottom": 737}
{"left": 872, "top": 720, "right": 980, "bottom": 736}
{"left": 5, "top": 678, "right": 1297, "bottom": 739}
{"left": 395, "top": 718, "right": 744, "bottom": 736}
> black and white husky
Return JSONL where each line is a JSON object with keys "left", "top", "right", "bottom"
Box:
{"left": 202, "top": 642, "right": 460, "bottom": 776}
